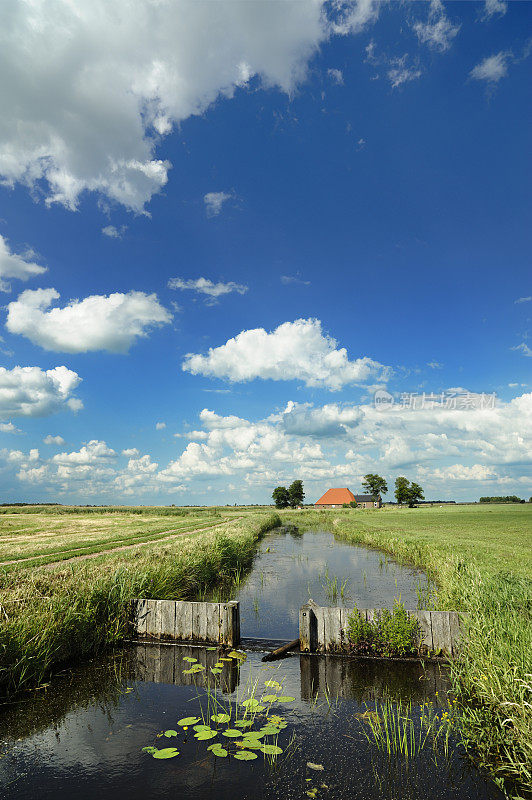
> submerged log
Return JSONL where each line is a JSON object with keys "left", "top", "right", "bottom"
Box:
{"left": 262, "top": 638, "right": 300, "bottom": 662}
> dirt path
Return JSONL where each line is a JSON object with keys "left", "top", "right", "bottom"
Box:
{"left": 0, "top": 517, "right": 241, "bottom": 568}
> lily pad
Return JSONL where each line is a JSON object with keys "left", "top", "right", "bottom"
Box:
{"left": 152, "top": 748, "right": 180, "bottom": 759}
{"left": 164, "top": 729, "right": 178, "bottom": 738}
{"left": 228, "top": 651, "right": 247, "bottom": 660}
{"left": 277, "top": 696, "right": 295, "bottom": 703}
{"left": 238, "top": 739, "right": 263, "bottom": 749}
{"left": 195, "top": 729, "right": 217, "bottom": 740}
{"left": 261, "top": 694, "right": 278, "bottom": 703}
{"left": 178, "top": 716, "right": 200, "bottom": 726}
{"left": 241, "top": 698, "right": 264, "bottom": 710}
{"left": 183, "top": 657, "right": 197, "bottom": 662}
{"left": 210, "top": 668, "right": 222, "bottom": 675}
{"left": 242, "top": 730, "right": 265, "bottom": 740}
{"left": 259, "top": 725, "right": 280, "bottom": 735}
{"left": 264, "top": 680, "right": 282, "bottom": 690}
{"left": 261, "top": 744, "right": 283, "bottom": 755}
{"left": 234, "top": 719, "right": 253, "bottom": 728}
{"left": 222, "top": 729, "right": 243, "bottom": 737}
{"left": 234, "top": 750, "right": 257, "bottom": 760}
{"left": 211, "top": 713, "right": 231, "bottom": 724}
{"left": 210, "top": 747, "right": 228, "bottom": 757}
{"left": 206, "top": 647, "right": 217, "bottom": 651}
{"left": 141, "top": 746, "right": 157, "bottom": 754}
{"left": 219, "top": 657, "right": 233, "bottom": 662}
{"left": 193, "top": 724, "right": 211, "bottom": 731}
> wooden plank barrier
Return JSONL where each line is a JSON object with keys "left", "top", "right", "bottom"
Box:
{"left": 300, "top": 599, "right": 461, "bottom": 657}
{"left": 130, "top": 599, "right": 240, "bottom": 647}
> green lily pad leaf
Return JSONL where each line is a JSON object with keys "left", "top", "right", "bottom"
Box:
{"left": 277, "top": 696, "right": 295, "bottom": 703}
{"left": 214, "top": 662, "right": 224, "bottom": 668}
{"left": 238, "top": 739, "right": 263, "bottom": 749}
{"left": 183, "top": 657, "right": 197, "bottom": 662}
{"left": 234, "top": 750, "right": 258, "bottom": 760}
{"left": 264, "top": 680, "right": 282, "bottom": 690}
{"left": 234, "top": 719, "right": 253, "bottom": 728}
{"left": 210, "top": 668, "right": 222, "bottom": 674}
{"left": 164, "top": 730, "right": 178, "bottom": 738}
{"left": 241, "top": 698, "right": 265, "bottom": 710}
{"left": 228, "top": 651, "right": 247, "bottom": 660}
{"left": 211, "top": 713, "right": 231, "bottom": 724}
{"left": 152, "top": 748, "right": 180, "bottom": 759}
{"left": 259, "top": 725, "right": 280, "bottom": 735}
{"left": 195, "top": 730, "right": 217, "bottom": 740}
{"left": 193, "top": 724, "right": 211, "bottom": 731}
{"left": 222, "top": 729, "right": 243, "bottom": 737}
{"left": 243, "top": 730, "right": 265, "bottom": 739}
{"left": 206, "top": 647, "right": 217, "bottom": 651}
{"left": 141, "top": 746, "right": 157, "bottom": 754}
{"left": 219, "top": 657, "right": 233, "bottom": 662}
{"left": 261, "top": 744, "right": 283, "bottom": 755}
{"left": 261, "top": 695, "right": 278, "bottom": 703}
{"left": 178, "top": 716, "right": 200, "bottom": 726}
{"left": 211, "top": 747, "right": 228, "bottom": 757}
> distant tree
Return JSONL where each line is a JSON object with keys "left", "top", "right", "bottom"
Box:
{"left": 394, "top": 477, "right": 411, "bottom": 505}
{"left": 408, "top": 482, "right": 425, "bottom": 507}
{"left": 362, "top": 473, "right": 388, "bottom": 498}
{"left": 349, "top": 500, "right": 357, "bottom": 508}
{"left": 288, "top": 480, "right": 305, "bottom": 508}
{"left": 394, "top": 477, "right": 424, "bottom": 507}
{"left": 272, "top": 486, "right": 290, "bottom": 508}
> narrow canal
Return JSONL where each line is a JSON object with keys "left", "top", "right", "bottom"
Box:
{"left": 0, "top": 529, "right": 503, "bottom": 800}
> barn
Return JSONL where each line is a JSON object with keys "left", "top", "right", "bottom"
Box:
{"left": 314, "top": 488, "right": 382, "bottom": 509}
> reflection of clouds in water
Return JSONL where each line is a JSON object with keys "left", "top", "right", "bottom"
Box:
{"left": 237, "top": 531, "right": 427, "bottom": 639}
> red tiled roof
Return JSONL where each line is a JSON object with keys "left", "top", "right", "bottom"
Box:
{"left": 315, "top": 488, "right": 356, "bottom": 505}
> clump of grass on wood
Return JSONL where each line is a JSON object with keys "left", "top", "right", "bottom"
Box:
{"left": 347, "top": 600, "right": 420, "bottom": 657}
{"left": 0, "top": 513, "right": 280, "bottom": 696}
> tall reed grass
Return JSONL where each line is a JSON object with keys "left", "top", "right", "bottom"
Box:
{"left": 0, "top": 513, "right": 280, "bottom": 696}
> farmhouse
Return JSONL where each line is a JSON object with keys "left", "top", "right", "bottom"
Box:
{"left": 315, "top": 488, "right": 382, "bottom": 509}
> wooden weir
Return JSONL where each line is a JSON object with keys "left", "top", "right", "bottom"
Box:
{"left": 300, "top": 599, "right": 461, "bottom": 657}
{"left": 130, "top": 598, "right": 461, "bottom": 658}
{"left": 130, "top": 599, "right": 240, "bottom": 647}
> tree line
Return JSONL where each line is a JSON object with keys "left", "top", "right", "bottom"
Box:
{"left": 272, "top": 474, "right": 425, "bottom": 509}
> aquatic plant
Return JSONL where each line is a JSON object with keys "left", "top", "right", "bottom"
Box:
{"left": 142, "top": 653, "right": 294, "bottom": 766}
{"left": 346, "top": 600, "right": 420, "bottom": 657}
{"left": 356, "top": 697, "right": 456, "bottom": 761}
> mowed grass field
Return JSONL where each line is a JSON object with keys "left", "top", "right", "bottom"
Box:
{"left": 0, "top": 506, "right": 237, "bottom": 568}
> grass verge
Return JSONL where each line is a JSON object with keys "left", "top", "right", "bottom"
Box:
{"left": 0, "top": 512, "right": 280, "bottom": 697}
{"left": 285, "top": 507, "right": 531, "bottom": 799}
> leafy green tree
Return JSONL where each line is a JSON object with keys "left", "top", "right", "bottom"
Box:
{"left": 272, "top": 486, "right": 290, "bottom": 508}
{"left": 394, "top": 477, "right": 424, "bottom": 507}
{"left": 288, "top": 480, "right": 305, "bottom": 508}
{"left": 361, "top": 473, "right": 388, "bottom": 498}
{"left": 408, "top": 482, "right": 424, "bottom": 507}
{"left": 394, "top": 477, "right": 411, "bottom": 505}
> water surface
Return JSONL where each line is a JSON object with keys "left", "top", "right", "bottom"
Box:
{"left": 213, "top": 528, "right": 429, "bottom": 639}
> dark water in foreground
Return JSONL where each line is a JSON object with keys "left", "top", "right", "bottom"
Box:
{"left": 210, "top": 528, "right": 430, "bottom": 639}
{"left": 0, "top": 644, "right": 502, "bottom": 800}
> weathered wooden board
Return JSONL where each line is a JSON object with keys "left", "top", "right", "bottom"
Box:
{"left": 130, "top": 599, "right": 239, "bottom": 647}
{"left": 300, "top": 604, "right": 460, "bottom": 657}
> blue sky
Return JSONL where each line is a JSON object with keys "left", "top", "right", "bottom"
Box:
{"left": 0, "top": 0, "right": 530, "bottom": 504}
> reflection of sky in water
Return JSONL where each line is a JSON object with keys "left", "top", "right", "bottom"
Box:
{"left": 0, "top": 648, "right": 502, "bottom": 800}
{"left": 230, "top": 530, "right": 429, "bottom": 639}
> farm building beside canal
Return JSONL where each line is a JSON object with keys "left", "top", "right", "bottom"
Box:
{"left": 315, "top": 488, "right": 382, "bottom": 509}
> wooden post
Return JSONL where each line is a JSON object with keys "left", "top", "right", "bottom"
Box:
{"left": 299, "top": 603, "right": 312, "bottom": 652}
{"left": 221, "top": 600, "right": 240, "bottom": 647}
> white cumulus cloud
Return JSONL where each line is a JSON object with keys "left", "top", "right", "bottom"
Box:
{"left": 0, "top": 235, "right": 47, "bottom": 292}
{"left": 43, "top": 434, "right": 65, "bottom": 445}
{"left": 483, "top": 0, "right": 507, "bottom": 18}
{"left": 204, "top": 192, "right": 235, "bottom": 217}
{"left": 182, "top": 318, "right": 391, "bottom": 390}
{"left": 470, "top": 52, "right": 510, "bottom": 83}
{"left": 6, "top": 288, "right": 171, "bottom": 353}
{"left": 52, "top": 440, "right": 116, "bottom": 465}
{"left": 168, "top": 277, "right": 248, "bottom": 303}
{"left": 0, "top": 365, "right": 82, "bottom": 418}
{"left": 2, "top": 0, "right": 372, "bottom": 211}
{"left": 413, "top": 0, "right": 460, "bottom": 52}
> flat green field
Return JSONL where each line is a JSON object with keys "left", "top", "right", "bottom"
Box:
{"left": 0, "top": 506, "right": 238, "bottom": 568}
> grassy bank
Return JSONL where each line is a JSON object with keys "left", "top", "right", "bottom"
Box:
{"left": 0, "top": 511, "right": 280, "bottom": 696}
{"left": 285, "top": 505, "right": 531, "bottom": 798}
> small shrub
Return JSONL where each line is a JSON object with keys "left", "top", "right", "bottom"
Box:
{"left": 346, "top": 599, "right": 420, "bottom": 657}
